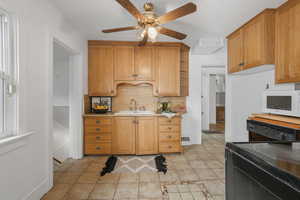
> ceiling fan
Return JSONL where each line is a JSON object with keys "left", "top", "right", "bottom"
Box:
{"left": 102, "top": 0, "right": 197, "bottom": 46}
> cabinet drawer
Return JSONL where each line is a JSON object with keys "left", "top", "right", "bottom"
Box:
{"left": 159, "top": 125, "right": 180, "bottom": 132}
{"left": 159, "top": 132, "right": 180, "bottom": 142}
{"left": 85, "top": 134, "right": 112, "bottom": 143}
{"left": 159, "top": 117, "right": 181, "bottom": 125}
{"left": 85, "top": 117, "right": 112, "bottom": 126}
{"left": 85, "top": 143, "right": 111, "bottom": 154}
{"left": 85, "top": 126, "right": 112, "bottom": 134}
{"left": 159, "top": 142, "right": 181, "bottom": 153}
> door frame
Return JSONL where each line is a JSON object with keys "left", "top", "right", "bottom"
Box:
{"left": 201, "top": 66, "right": 226, "bottom": 131}
{"left": 46, "top": 36, "right": 84, "bottom": 189}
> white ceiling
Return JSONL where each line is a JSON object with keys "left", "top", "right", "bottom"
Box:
{"left": 51, "top": 0, "right": 286, "bottom": 47}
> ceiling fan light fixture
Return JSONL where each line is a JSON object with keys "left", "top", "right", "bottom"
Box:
{"left": 148, "top": 26, "right": 158, "bottom": 41}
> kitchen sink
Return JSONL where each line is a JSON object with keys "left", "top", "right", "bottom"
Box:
{"left": 114, "top": 110, "right": 155, "bottom": 115}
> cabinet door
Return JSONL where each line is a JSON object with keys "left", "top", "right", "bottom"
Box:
{"left": 114, "top": 46, "right": 135, "bottom": 81}
{"left": 276, "top": 4, "right": 291, "bottom": 83}
{"left": 288, "top": 2, "right": 300, "bottom": 82}
{"left": 88, "top": 46, "right": 114, "bottom": 96}
{"left": 243, "top": 17, "right": 265, "bottom": 69}
{"left": 155, "top": 47, "right": 180, "bottom": 96}
{"left": 112, "top": 117, "right": 136, "bottom": 154}
{"left": 136, "top": 117, "right": 158, "bottom": 155}
{"left": 228, "top": 31, "right": 243, "bottom": 73}
{"left": 134, "top": 47, "right": 154, "bottom": 81}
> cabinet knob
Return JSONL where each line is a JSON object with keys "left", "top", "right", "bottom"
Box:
{"left": 168, "top": 120, "right": 172, "bottom": 123}
{"left": 96, "top": 128, "right": 101, "bottom": 132}
{"left": 168, "top": 127, "right": 172, "bottom": 130}
{"left": 168, "top": 135, "right": 172, "bottom": 139}
{"left": 96, "top": 146, "right": 101, "bottom": 150}
{"left": 239, "top": 62, "right": 245, "bottom": 66}
{"left": 132, "top": 74, "right": 138, "bottom": 77}
{"left": 111, "top": 90, "right": 114, "bottom": 94}
{"left": 96, "top": 120, "right": 100, "bottom": 124}
{"left": 96, "top": 136, "right": 101, "bottom": 140}
{"left": 168, "top": 145, "right": 172, "bottom": 149}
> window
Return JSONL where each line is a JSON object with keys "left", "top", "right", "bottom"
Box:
{"left": 0, "top": 8, "right": 18, "bottom": 139}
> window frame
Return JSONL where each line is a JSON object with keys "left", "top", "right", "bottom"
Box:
{"left": 0, "top": 7, "right": 19, "bottom": 140}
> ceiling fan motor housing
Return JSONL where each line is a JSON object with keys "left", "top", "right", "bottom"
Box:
{"left": 144, "top": 2, "right": 154, "bottom": 12}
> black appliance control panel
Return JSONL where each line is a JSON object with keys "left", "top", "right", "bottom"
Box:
{"left": 247, "top": 120, "right": 300, "bottom": 142}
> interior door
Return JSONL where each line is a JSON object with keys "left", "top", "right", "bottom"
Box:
{"left": 88, "top": 46, "right": 114, "bottom": 96}
{"left": 243, "top": 16, "right": 265, "bottom": 69}
{"left": 228, "top": 30, "right": 243, "bottom": 73}
{"left": 136, "top": 117, "right": 158, "bottom": 155}
{"left": 112, "top": 117, "right": 136, "bottom": 154}
{"left": 114, "top": 46, "right": 135, "bottom": 81}
{"left": 134, "top": 47, "right": 154, "bottom": 81}
{"left": 155, "top": 47, "right": 180, "bottom": 96}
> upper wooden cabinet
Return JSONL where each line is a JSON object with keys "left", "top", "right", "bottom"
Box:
{"left": 155, "top": 47, "right": 181, "bottom": 96}
{"left": 134, "top": 47, "right": 154, "bottom": 81}
{"left": 228, "top": 30, "right": 244, "bottom": 73}
{"left": 227, "top": 9, "right": 275, "bottom": 73}
{"left": 114, "top": 46, "right": 135, "bottom": 81}
{"left": 88, "top": 46, "right": 114, "bottom": 96}
{"left": 275, "top": 0, "right": 300, "bottom": 83}
{"left": 88, "top": 41, "right": 190, "bottom": 97}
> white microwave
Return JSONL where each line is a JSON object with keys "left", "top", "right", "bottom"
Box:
{"left": 263, "top": 90, "right": 300, "bottom": 117}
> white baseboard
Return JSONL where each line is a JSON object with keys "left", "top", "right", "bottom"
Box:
{"left": 23, "top": 178, "right": 51, "bottom": 200}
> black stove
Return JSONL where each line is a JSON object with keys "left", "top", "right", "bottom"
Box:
{"left": 247, "top": 119, "right": 300, "bottom": 142}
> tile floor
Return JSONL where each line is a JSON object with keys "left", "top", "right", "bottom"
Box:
{"left": 43, "top": 133, "right": 225, "bottom": 200}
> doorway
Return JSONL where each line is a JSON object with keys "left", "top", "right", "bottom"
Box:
{"left": 53, "top": 42, "right": 72, "bottom": 166}
{"left": 201, "top": 67, "right": 226, "bottom": 134}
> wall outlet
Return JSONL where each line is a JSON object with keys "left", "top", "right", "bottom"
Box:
{"left": 181, "top": 137, "right": 190, "bottom": 142}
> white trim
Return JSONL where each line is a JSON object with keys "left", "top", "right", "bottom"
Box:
{"left": 46, "top": 34, "right": 84, "bottom": 195}
{"left": 0, "top": 131, "right": 34, "bottom": 155}
{"left": 23, "top": 178, "right": 50, "bottom": 200}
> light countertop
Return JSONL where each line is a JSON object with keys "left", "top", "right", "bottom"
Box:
{"left": 83, "top": 112, "right": 183, "bottom": 117}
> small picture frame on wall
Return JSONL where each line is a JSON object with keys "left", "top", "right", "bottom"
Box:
{"left": 91, "top": 96, "right": 112, "bottom": 112}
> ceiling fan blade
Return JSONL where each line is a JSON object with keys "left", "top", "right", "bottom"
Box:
{"left": 102, "top": 26, "right": 138, "bottom": 33}
{"left": 116, "top": 0, "right": 144, "bottom": 21}
{"left": 139, "top": 31, "right": 148, "bottom": 46}
{"left": 157, "top": 3, "right": 197, "bottom": 25}
{"left": 158, "top": 27, "right": 187, "bottom": 40}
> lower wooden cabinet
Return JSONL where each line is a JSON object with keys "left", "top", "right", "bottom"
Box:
{"left": 84, "top": 117, "right": 113, "bottom": 155}
{"left": 84, "top": 115, "right": 182, "bottom": 155}
{"left": 112, "top": 117, "right": 136, "bottom": 154}
{"left": 158, "top": 117, "right": 182, "bottom": 153}
{"left": 136, "top": 117, "right": 158, "bottom": 155}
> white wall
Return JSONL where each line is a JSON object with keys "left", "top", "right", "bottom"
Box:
{"left": 209, "top": 75, "right": 217, "bottom": 124}
{"left": 53, "top": 57, "right": 69, "bottom": 106}
{"left": 225, "top": 67, "right": 294, "bottom": 142}
{"left": 182, "top": 49, "right": 226, "bottom": 144}
{"left": 0, "top": 0, "right": 86, "bottom": 199}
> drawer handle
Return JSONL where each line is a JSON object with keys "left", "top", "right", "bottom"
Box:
{"left": 96, "top": 128, "right": 101, "bottom": 132}
{"left": 96, "top": 120, "right": 100, "bottom": 124}
{"left": 168, "top": 127, "right": 172, "bottom": 130}
{"left": 168, "top": 145, "right": 172, "bottom": 149}
{"left": 168, "top": 135, "right": 172, "bottom": 139}
{"left": 96, "top": 146, "right": 101, "bottom": 150}
{"left": 96, "top": 136, "right": 101, "bottom": 140}
{"left": 168, "top": 120, "right": 172, "bottom": 123}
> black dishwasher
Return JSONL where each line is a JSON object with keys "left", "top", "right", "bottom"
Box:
{"left": 226, "top": 143, "right": 300, "bottom": 200}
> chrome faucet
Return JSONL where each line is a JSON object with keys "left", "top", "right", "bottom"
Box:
{"left": 130, "top": 98, "right": 138, "bottom": 112}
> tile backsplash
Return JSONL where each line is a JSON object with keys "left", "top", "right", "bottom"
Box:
{"left": 112, "top": 84, "right": 186, "bottom": 113}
